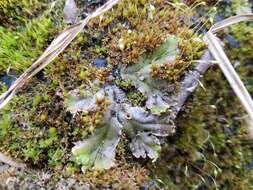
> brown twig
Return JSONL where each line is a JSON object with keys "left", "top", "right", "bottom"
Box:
{"left": 171, "top": 50, "right": 213, "bottom": 118}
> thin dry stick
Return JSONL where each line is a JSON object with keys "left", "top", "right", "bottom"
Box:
{"left": 0, "top": 0, "right": 120, "bottom": 109}
{"left": 204, "top": 14, "right": 253, "bottom": 121}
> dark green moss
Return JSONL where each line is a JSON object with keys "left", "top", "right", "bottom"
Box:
{"left": 0, "top": 0, "right": 50, "bottom": 27}
{"left": 147, "top": 2, "right": 253, "bottom": 187}
{"left": 226, "top": 22, "right": 253, "bottom": 63}
{"left": 148, "top": 66, "right": 253, "bottom": 190}
{"left": 115, "top": 79, "right": 146, "bottom": 106}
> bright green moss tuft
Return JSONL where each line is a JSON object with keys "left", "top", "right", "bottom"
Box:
{"left": 0, "top": 16, "right": 54, "bottom": 73}
{"left": 0, "top": 113, "right": 11, "bottom": 140}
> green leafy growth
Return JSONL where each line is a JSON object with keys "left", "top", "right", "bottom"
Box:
{"left": 122, "top": 35, "right": 178, "bottom": 78}
{"left": 121, "top": 35, "right": 178, "bottom": 111}
{"left": 150, "top": 35, "right": 178, "bottom": 62}
{"left": 32, "top": 95, "right": 43, "bottom": 107}
{"left": 150, "top": 105, "right": 168, "bottom": 116}
{"left": 24, "top": 140, "right": 41, "bottom": 162}
{"left": 39, "top": 127, "right": 58, "bottom": 148}
{"left": 69, "top": 37, "right": 179, "bottom": 170}
{"left": 0, "top": 113, "right": 11, "bottom": 140}
{"left": 48, "top": 148, "right": 64, "bottom": 167}
{"left": 231, "top": 0, "right": 251, "bottom": 14}
{"left": 117, "top": 105, "right": 175, "bottom": 161}
{"left": 72, "top": 117, "right": 121, "bottom": 171}
{"left": 0, "top": 0, "right": 49, "bottom": 26}
{"left": 0, "top": 16, "right": 53, "bottom": 72}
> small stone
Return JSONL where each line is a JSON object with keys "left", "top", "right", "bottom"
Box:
{"left": 0, "top": 74, "right": 16, "bottom": 88}
{"left": 118, "top": 38, "right": 125, "bottom": 50}
{"left": 225, "top": 35, "right": 240, "bottom": 48}
{"left": 223, "top": 127, "right": 233, "bottom": 136}
{"left": 139, "top": 186, "right": 148, "bottom": 190}
{"left": 93, "top": 58, "right": 107, "bottom": 68}
{"left": 175, "top": 176, "right": 181, "bottom": 184}
{"left": 217, "top": 115, "right": 228, "bottom": 124}
{"left": 214, "top": 14, "right": 224, "bottom": 23}
{"left": 36, "top": 70, "right": 46, "bottom": 81}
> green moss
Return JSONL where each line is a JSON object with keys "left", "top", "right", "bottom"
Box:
{"left": 149, "top": 67, "right": 253, "bottom": 189}
{"left": 48, "top": 148, "right": 64, "bottom": 168}
{"left": 0, "top": 113, "right": 11, "bottom": 140}
{"left": 127, "top": 91, "right": 146, "bottom": 107}
{"left": 231, "top": 0, "right": 251, "bottom": 14}
{"left": 226, "top": 22, "right": 253, "bottom": 63}
{"left": 87, "top": 0, "right": 202, "bottom": 70}
{"left": 0, "top": 16, "right": 54, "bottom": 73}
{"left": 0, "top": 0, "right": 50, "bottom": 27}
{"left": 32, "top": 95, "right": 43, "bottom": 108}
{"left": 24, "top": 140, "right": 41, "bottom": 162}
{"left": 144, "top": 4, "right": 253, "bottom": 187}
{"left": 115, "top": 79, "right": 146, "bottom": 106}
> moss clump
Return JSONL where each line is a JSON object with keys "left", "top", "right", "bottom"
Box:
{"left": 87, "top": 0, "right": 205, "bottom": 72}
{"left": 82, "top": 161, "right": 148, "bottom": 189}
{"left": 0, "top": 0, "right": 50, "bottom": 27}
{"left": 0, "top": 16, "right": 54, "bottom": 73}
{"left": 225, "top": 22, "right": 253, "bottom": 63}
{"left": 0, "top": 113, "right": 11, "bottom": 141}
{"left": 224, "top": 21, "right": 253, "bottom": 100}
{"left": 115, "top": 79, "right": 146, "bottom": 106}
{"left": 148, "top": 67, "right": 253, "bottom": 189}
{"left": 151, "top": 31, "right": 205, "bottom": 81}
{"left": 146, "top": 2, "right": 253, "bottom": 187}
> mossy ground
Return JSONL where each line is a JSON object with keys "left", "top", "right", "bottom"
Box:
{"left": 0, "top": 0, "right": 51, "bottom": 27}
{"left": 0, "top": 0, "right": 253, "bottom": 189}
{"left": 149, "top": 67, "right": 253, "bottom": 189}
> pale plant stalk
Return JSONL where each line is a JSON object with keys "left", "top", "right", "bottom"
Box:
{"left": 204, "top": 14, "right": 253, "bottom": 125}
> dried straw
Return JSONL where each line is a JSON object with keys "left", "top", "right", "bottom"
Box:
{"left": 204, "top": 14, "right": 253, "bottom": 121}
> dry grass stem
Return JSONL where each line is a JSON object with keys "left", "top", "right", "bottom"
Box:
{"left": 204, "top": 14, "right": 253, "bottom": 122}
